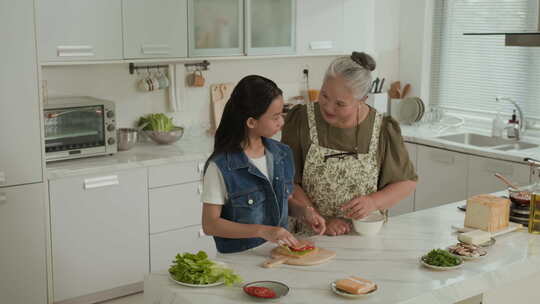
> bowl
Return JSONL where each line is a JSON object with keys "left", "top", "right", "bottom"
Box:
{"left": 508, "top": 187, "right": 531, "bottom": 208}
{"left": 353, "top": 212, "right": 385, "bottom": 235}
{"left": 145, "top": 127, "right": 184, "bottom": 145}
{"left": 116, "top": 128, "right": 138, "bottom": 151}
{"left": 243, "top": 281, "right": 289, "bottom": 300}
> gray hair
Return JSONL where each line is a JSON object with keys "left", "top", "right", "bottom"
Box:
{"left": 324, "top": 52, "right": 376, "bottom": 100}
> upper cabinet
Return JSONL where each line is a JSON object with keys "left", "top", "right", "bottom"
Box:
{"left": 188, "top": 0, "right": 244, "bottom": 57}
{"left": 297, "top": 0, "right": 343, "bottom": 55}
{"left": 37, "top": 0, "right": 123, "bottom": 62}
{"left": 246, "top": 0, "right": 296, "bottom": 55}
{"left": 122, "top": 0, "right": 188, "bottom": 59}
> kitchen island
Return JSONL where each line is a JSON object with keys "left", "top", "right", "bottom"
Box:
{"left": 143, "top": 200, "right": 540, "bottom": 304}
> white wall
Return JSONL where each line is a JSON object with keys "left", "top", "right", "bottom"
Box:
{"left": 42, "top": 56, "right": 335, "bottom": 134}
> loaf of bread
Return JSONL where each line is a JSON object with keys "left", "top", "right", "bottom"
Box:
{"left": 464, "top": 194, "right": 510, "bottom": 232}
{"left": 458, "top": 229, "right": 491, "bottom": 245}
{"left": 335, "top": 276, "right": 375, "bottom": 294}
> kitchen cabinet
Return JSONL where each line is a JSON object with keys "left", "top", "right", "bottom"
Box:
{"left": 49, "top": 168, "right": 148, "bottom": 303}
{"left": 148, "top": 159, "right": 216, "bottom": 272}
{"left": 296, "top": 0, "right": 344, "bottom": 55}
{"left": 122, "top": 0, "right": 188, "bottom": 59}
{"left": 245, "top": 0, "right": 296, "bottom": 55}
{"left": 415, "top": 145, "right": 468, "bottom": 210}
{"left": 0, "top": 183, "right": 48, "bottom": 304}
{"left": 1, "top": 0, "right": 43, "bottom": 187}
{"left": 467, "top": 155, "right": 530, "bottom": 197}
{"left": 37, "top": 0, "right": 123, "bottom": 62}
{"left": 188, "top": 0, "right": 244, "bottom": 57}
{"left": 342, "top": 0, "right": 375, "bottom": 54}
{"left": 390, "top": 142, "right": 417, "bottom": 216}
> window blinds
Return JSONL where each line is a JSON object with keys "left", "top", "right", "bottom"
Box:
{"left": 431, "top": 0, "right": 540, "bottom": 121}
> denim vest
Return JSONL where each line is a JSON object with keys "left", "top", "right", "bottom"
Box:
{"left": 211, "top": 138, "right": 295, "bottom": 253}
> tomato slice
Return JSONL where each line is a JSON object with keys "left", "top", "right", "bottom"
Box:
{"left": 289, "top": 245, "right": 315, "bottom": 252}
{"left": 244, "top": 286, "right": 277, "bottom": 298}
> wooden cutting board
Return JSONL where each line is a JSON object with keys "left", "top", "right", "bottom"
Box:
{"left": 262, "top": 247, "right": 336, "bottom": 268}
{"left": 210, "top": 83, "right": 234, "bottom": 131}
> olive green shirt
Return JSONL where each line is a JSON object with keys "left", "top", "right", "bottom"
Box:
{"left": 281, "top": 103, "right": 418, "bottom": 189}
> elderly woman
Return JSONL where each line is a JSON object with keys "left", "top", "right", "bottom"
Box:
{"left": 282, "top": 52, "right": 418, "bottom": 236}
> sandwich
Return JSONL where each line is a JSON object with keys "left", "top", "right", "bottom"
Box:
{"left": 335, "top": 276, "right": 376, "bottom": 295}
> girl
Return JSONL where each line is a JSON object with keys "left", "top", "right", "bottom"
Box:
{"left": 202, "top": 75, "right": 304, "bottom": 253}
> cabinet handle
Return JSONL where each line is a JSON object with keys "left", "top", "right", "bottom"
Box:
{"left": 84, "top": 175, "right": 119, "bottom": 190}
{"left": 430, "top": 152, "right": 455, "bottom": 165}
{"left": 0, "top": 171, "right": 5, "bottom": 185}
{"left": 0, "top": 193, "right": 6, "bottom": 204}
{"left": 141, "top": 44, "right": 170, "bottom": 55}
{"left": 197, "top": 162, "right": 205, "bottom": 173}
{"left": 197, "top": 184, "right": 203, "bottom": 195}
{"left": 57, "top": 45, "right": 95, "bottom": 57}
{"left": 309, "top": 41, "right": 334, "bottom": 50}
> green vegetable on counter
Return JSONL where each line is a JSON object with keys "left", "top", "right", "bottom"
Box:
{"left": 168, "top": 251, "right": 242, "bottom": 286}
{"left": 422, "top": 249, "right": 462, "bottom": 267}
{"left": 138, "top": 113, "right": 177, "bottom": 132}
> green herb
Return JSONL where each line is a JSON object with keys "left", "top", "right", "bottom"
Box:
{"left": 138, "top": 113, "right": 177, "bottom": 132}
{"left": 168, "top": 251, "right": 242, "bottom": 286}
{"left": 423, "top": 249, "right": 462, "bottom": 267}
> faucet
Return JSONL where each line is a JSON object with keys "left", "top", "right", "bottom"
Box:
{"left": 495, "top": 96, "right": 526, "bottom": 140}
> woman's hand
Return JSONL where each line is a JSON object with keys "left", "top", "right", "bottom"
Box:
{"left": 258, "top": 226, "right": 300, "bottom": 248}
{"left": 341, "top": 195, "right": 379, "bottom": 220}
{"left": 324, "top": 217, "right": 351, "bottom": 236}
{"left": 301, "top": 206, "right": 326, "bottom": 235}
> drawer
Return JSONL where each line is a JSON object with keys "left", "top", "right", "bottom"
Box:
{"left": 150, "top": 225, "right": 216, "bottom": 272}
{"left": 149, "top": 182, "right": 203, "bottom": 234}
{"left": 148, "top": 160, "right": 205, "bottom": 188}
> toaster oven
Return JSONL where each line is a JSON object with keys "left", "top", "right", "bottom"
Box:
{"left": 44, "top": 96, "right": 117, "bottom": 162}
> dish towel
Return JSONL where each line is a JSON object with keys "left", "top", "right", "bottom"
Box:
{"left": 167, "top": 64, "right": 182, "bottom": 112}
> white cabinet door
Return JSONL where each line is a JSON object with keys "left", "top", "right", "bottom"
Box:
{"left": 467, "top": 156, "right": 530, "bottom": 197}
{"left": 37, "top": 0, "right": 123, "bottom": 61}
{"left": 415, "top": 146, "right": 468, "bottom": 210}
{"left": 149, "top": 182, "right": 203, "bottom": 234}
{"left": 390, "top": 142, "right": 417, "bottom": 216}
{"left": 150, "top": 225, "right": 217, "bottom": 272}
{"left": 49, "top": 169, "right": 148, "bottom": 302}
{"left": 343, "top": 0, "right": 375, "bottom": 54}
{"left": 0, "top": 183, "right": 47, "bottom": 304}
{"left": 148, "top": 160, "right": 204, "bottom": 188}
{"left": 246, "top": 0, "right": 296, "bottom": 55}
{"left": 297, "top": 0, "right": 344, "bottom": 55}
{"left": 188, "top": 0, "right": 244, "bottom": 57}
{"left": 0, "top": 0, "right": 42, "bottom": 187}
{"left": 122, "top": 0, "right": 188, "bottom": 59}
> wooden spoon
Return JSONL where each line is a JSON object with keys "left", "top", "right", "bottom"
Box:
{"left": 401, "top": 84, "right": 411, "bottom": 99}
{"left": 494, "top": 173, "right": 519, "bottom": 190}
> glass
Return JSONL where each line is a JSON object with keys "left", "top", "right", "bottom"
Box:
{"left": 250, "top": 0, "right": 293, "bottom": 48}
{"left": 44, "top": 105, "right": 105, "bottom": 152}
{"left": 192, "top": 0, "right": 240, "bottom": 49}
{"left": 529, "top": 167, "right": 540, "bottom": 234}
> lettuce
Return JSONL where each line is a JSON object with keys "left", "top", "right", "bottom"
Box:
{"left": 168, "top": 251, "right": 242, "bottom": 286}
{"left": 138, "top": 113, "right": 176, "bottom": 132}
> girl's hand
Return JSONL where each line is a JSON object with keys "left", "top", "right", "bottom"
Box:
{"left": 301, "top": 206, "right": 326, "bottom": 235}
{"left": 340, "top": 195, "right": 378, "bottom": 220}
{"left": 259, "top": 226, "right": 300, "bottom": 248}
{"left": 324, "top": 217, "right": 351, "bottom": 236}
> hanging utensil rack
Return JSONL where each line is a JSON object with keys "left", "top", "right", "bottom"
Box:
{"left": 129, "top": 60, "right": 210, "bottom": 74}
{"left": 184, "top": 60, "right": 210, "bottom": 71}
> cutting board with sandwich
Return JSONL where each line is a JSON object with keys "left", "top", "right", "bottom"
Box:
{"left": 262, "top": 241, "right": 336, "bottom": 268}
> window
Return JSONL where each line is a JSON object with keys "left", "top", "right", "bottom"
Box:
{"left": 431, "top": 0, "right": 540, "bottom": 121}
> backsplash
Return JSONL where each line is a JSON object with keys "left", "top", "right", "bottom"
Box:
{"left": 42, "top": 56, "right": 337, "bottom": 135}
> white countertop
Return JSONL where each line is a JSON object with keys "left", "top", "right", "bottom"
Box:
{"left": 143, "top": 201, "right": 540, "bottom": 304}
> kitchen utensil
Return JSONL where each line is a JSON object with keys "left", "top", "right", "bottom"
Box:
{"left": 169, "top": 274, "right": 224, "bottom": 288}
{"left": 261, "top": 246, "right": 336, "bottom": 268}
{"left": 420, "top": 255, "right": 464, "bottom": 270}
{"left": 330, "top": 281, "right": 378, "bottom": 298}
{"left": 389, "top": 81, "right": 401, "bottom": 98}
{"left": 243, "top": 281, "right": 289, "bottom": 299}
{"left": 116, "top": 128, "right": 138, "bottom": 151}
{"left": 372, "top": 78, "right": 380, "bottom": 94}
{"left": 397, "top": 97, "right": 421, "bottom": 124}
{"left": 353, "top": 212, "right": 385, "bottom": 235}
{"left": 495, "top": 173, "right": 520, "bottom": 190}
{"left": 377, "top": 78, "right": 385, "bottom": 93}
{"left": 145, "top": 126, "right": 184, "bottom": 145}
{"left": 401, "top": 83, "right": 411, "bottom": 98}
{"left": 210, "top": 83, "right": 235, "bottom": 131}
{"left": 415, "top": 98, "right": 425, "bottom": 122}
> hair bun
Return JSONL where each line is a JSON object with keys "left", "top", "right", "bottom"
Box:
{"left": 351, "top": 52, "right": 376, "bottom": 72}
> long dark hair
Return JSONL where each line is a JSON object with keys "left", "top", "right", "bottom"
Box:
{"left": 206, "top": 75, "right": 283, "bottom": 170}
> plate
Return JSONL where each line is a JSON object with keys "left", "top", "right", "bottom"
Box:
{"left": 243, "top": 281, "right": 289, "bottom": 299}
{"left": 446, "top": 245, "right": 487, "bottom": 261}
{"left": 398, "top": 97, "right": 421, "bottom": 125}
{"left": 415, "top": 98, "right": 425, "bottom": 122}
{"left": 168, "top": 274, "right": 224, "bottom": 288}
{"left": 459, "top": 237, "right": 496, "bottom": 248}
{"left": 420, "top": 256, "right": 463, "bottom": 270}
{"left": 330, "top": 281, "right": 378, "bottom": 298}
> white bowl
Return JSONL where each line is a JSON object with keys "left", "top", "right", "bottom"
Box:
{"left": 353, "top": 213, "right": 385, "bottom": 235}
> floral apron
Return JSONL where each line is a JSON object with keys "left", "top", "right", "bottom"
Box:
{"left": 293, "top": 102, "right": 384, "bottom": 235}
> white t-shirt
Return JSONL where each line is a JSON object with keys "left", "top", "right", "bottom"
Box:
{"left": 202, "top": 155, "right": 269, "bottom": 205}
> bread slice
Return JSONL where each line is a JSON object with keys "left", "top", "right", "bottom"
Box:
{"left": 273, "top": 246, "right": 318, "bottom": 259}
{"left": 335, "top": 276, "right": 376, "bottom": 294}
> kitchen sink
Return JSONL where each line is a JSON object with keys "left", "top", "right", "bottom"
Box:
{"left": 436, "top": 133, "right": 514, "bottom": 147}
{"left": 436, "top": 132, "right": 539, "bottom": 150}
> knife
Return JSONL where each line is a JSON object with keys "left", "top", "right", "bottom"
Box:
{"left": 377, "top": 78, "right": 385, "bottom": 93}
{"left": 371, "top": 78, "right": 379, "bottom": 94}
